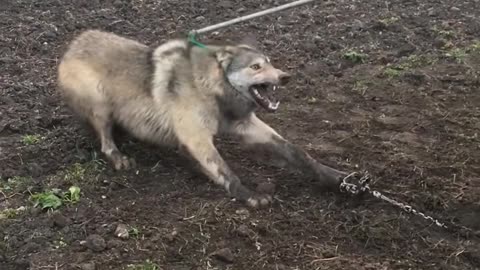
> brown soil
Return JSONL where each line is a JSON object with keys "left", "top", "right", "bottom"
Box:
{"left": 1, "top": 0, "right": 480, "bottom": 269}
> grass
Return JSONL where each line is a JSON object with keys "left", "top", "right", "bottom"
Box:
{"left": 29, "top": 186, "right": 81, "bottom": 210}
{"left": 129, "top": 226, "right": 142, "bottom": 239}
{"left": 383, "top": 67, "right": 403, "bottom": 78}
{"left": 63, "top": 160, "right": 105, "bottom": 184}
{"left": 444, "top": 40, "right": 480, "bottom": 63}
{"left": 1, "top": 176, "right": 31, "bottom": 190}
{"left": 378, "top": 16, "right": 399, "bottom": 26}
{"left": 352, "top": 80, "right": 369, "bottom": 96}
{"left": 445, "top": 48, "right": 468, "bottom": 63}
{"left": 21, "top": 134, "right": 44, "bottom": 145}
{"left": 432, "top": 27, "right": 455, "bottom": 39}
{"left": 0, "top": 206, "right": 26, "bottom": 219}
{"left": 126, "top": 260, "right": 160, "bottom": 270}
{"left": 343, "top": 50, "right": 367, "bottom": 64}
{"left": 382, "top": 54, "right": 436, "bottom": 78}
{"left": 53, "top": 237, "right": 68, "bottom": 249}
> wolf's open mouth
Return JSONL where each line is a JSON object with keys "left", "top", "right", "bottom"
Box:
{"left": 249, "top": 83, "right": 280, "bottom": 112}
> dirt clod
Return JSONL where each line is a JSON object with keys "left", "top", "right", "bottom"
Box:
{"left": 51, "top": 212, "right": 71, "bottom": 228}
{"left": 211, "top": 248, "right": 234, "bottom": 263}
{"left": 83, "top": 234, "right": 106, "bottom": 252}
{"left": 235, "top": 224, "right": 252, "bottom": 238}
{"left": 256, "top": 182, "right": 276, "bottom": 195}
{"left": 79, "top": 262, "right": 96, "bottom": 270}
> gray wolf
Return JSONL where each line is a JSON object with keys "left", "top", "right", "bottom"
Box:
{"left": 57, "top": 30, "right": 347, "bottom": 207}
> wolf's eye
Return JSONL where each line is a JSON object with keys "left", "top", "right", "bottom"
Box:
{"left": 250, "top": 64, "right": 261, "bottom": 70}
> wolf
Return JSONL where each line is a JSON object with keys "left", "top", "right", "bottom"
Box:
{"left": 57, "top": 30, "right": 347, "bottom": 208}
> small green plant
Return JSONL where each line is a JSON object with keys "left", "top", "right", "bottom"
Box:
{"left": 0, "top": 207, "right": 26, "bottom": 219}
{"left": 379, "top": 16, "right": 399, "bottom": 26}
{"left": 129, "top": 226, "right": 141, "bottom": 238}
{"left": 353, "top": 80, "right": 368, "bottom": 96}
{"left": 21, "top": 134, "right": 43, "bottom": 145}
{"left": 30, "top": 191, "right": 63, "bottom": 210}
{"left": 63, "top": 186, "right": 81, "bottom": 203}
{"left": 53, "top": 237, "right": 68, "bottom": 249}
{"left": 1, "top": 176, "right": 32, "bottom": 192}
{"left": 64, "top": 160, "right": 105, "bottom": 184}
{"left": 467, "top": 40, "right": 480, "bottom": 53}
{"left": 445, "top": 48, "right": 467, "bottom": 63}
{"left": 383, "top": 67, "right": 402, "bottom": 78}
{"left": 64, "top": 163, "right": 86, "bottom": 182}
{"left": 343, "top": 50, "right": 367, "bottom": 64}
{"left": 381, "top": 54, "right": 436, "bottom": 79}
{"left": 30, "top": 186, "right": 81, "bottom": 210}
{"left": 398, "top": 54, "right": 436, "bottom": 70}
{"left": 126, "top": 260, "right": 160, "bottom": 270}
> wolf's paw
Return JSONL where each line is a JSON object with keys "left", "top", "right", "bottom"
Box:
{"left": 246, "top": 194, "right": 273, "bottom": 208}
{"left": 108, "top": 151, "right": 136, "bottom": 170}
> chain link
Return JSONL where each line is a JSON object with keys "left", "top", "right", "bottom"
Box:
{"left": 340, "top": 171, "right": 452, "bottom": 230}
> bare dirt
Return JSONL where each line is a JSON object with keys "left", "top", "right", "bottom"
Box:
{"left": 1, "top": 0, "right": 480, "bottom": 269}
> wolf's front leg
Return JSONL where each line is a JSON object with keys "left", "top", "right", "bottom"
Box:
{"left": 175, "top": 127, "right": 272, "bottom": 208}
{"left": 232, "top": 114, "right": 347, "bottom": 189}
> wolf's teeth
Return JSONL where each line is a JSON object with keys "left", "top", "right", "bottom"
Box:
{"left": 269, "top": 101, "right": 280, "bottom": 110}
{"left": 273, "top": 86, "right": 277, "bottom": 91}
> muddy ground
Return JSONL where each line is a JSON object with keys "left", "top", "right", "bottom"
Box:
{"left": 1, "top": 0, "right": 480, "bottom": 269}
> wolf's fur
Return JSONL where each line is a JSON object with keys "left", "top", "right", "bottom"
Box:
{"left": 57, "top": 30, "right": 346, "bottom": 207}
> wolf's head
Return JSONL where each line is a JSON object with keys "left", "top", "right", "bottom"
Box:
{"left": 215, "top": 45, "right": 291, "bottom": 112}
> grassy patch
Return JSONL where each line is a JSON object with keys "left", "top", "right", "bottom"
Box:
{"left": 382, "top": 54, "right": 436, "bottom": 78}
{"left": 126, "top": 260, "right": 160, "bottom": 270}
{"left": 0, "top": 206, "right": 26, "bottom": 219}
{"left": 378, "top": 16, "right": 399, "bottom": 26}
{"left": 21, "top": 134, "right": 44, "bottom": 145}
{"left": 352, "top": 80, "right": 369, "bottom": 96}
{"left": 30, "top": 186, "right": 81, "bottom": 210}
{"left": 343, "top": 50, "right": 367, "bottom": 64}
{"left": 63, "top": 160, "right": 105, "bottom": 184}
{"left": 53, "top": 237, "right": 68, "bottom": 249}
{"left": 383, "top": 67, "right": 403, "bottom": 78}
{"left": 445, "top": 48, "right": 467, "bottom": 63}
{"left": 129, "top": 226, "right": 142, "bottom": 239}
{"left": 444, "top": 40, "right": 480, "bottom": 63}
{"left": 431, "top": 25, "right": 455, "bottom": 39}
{"left": 0, "top": 176, "right": 33, "bottom": 192}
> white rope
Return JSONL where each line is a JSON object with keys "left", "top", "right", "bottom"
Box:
{"left": 189, "top": 0, "right": 319, "bottom": 35}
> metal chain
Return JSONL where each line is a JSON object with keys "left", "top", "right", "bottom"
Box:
{"left": 339, "top": 172, "right": 473, "bottom": 233}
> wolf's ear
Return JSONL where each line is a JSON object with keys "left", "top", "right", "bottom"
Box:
{"left": 215, "top": 47, "right": 236, "bottom": 70}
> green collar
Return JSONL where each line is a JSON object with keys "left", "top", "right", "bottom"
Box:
{"left": 187, "top": 32, "right": 207, "bottom": 49}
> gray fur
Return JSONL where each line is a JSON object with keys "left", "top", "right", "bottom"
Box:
{"left": 57, "top": 30, "right": 346, "bottom": 208}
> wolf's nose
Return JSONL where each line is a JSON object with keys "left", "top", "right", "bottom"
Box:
{"left": 279, "top": 73, "right": 291, "bottom": 85}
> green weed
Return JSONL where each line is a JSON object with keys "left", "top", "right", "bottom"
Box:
{"left": 383, "top": 67, "right": 402, "bottom": 78}
{"left": 352, "top": 80, "right": 368, "bottom": 96}
{"left": 0, "top": 207, "right": 26, "bottom": 219}
{"left": 21, "top": 134, "right": 43, "bottom": 145}
{"left": 129, "top": 226, "right": 142, "bottom": 239}
{"left": 379, "top": 16, "right": 399, "bottom": 26}
{"left": 0, "top": 176, "right": 32, "bottom": 192}
{"left": 30, "top": 186, "right": 81, "bottom": 210}
{"left": 126, "top": 260, "right": 160, "bottom": 270}
{"left": 343, "top": 50, "right": 367, "bottom": 64}
{"left": 445, "top": 48, "right": 467, "bottom": 63}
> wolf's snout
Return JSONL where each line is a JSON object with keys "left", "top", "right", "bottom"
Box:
{"left": 278, "top": 72, "right": 291, "bottom": 86}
